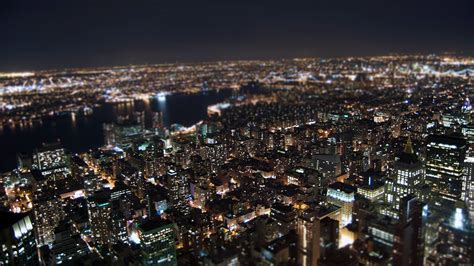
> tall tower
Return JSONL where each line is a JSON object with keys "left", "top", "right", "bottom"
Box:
{"left": 461, "top": 97, "right": 472, "bottom": 125}
{"left": 463, "top": 156, "right": 474, "bottom": 221}
{"left": 297, "top": 208, "right": 339, "bottom": 266}
{"left": 152, "top": 111, "right": 164, "bottom": 135}
{"left": 326, "top": 182, "right": 356, "bottom": 226}
{"left": 87, "top": 191, "right": 112, "bottom": 248}
{"left": 392, "top": 195, "right": 425, "bottom": 266}
{"left": 385, "top": 137, "right": 424, "bottom": 218}
{"left": 425, "top": 134, "right": 467, "bottom": 204}
{"left": 166, "top": 168, "right": 191, "bottom": 216}
{"left": 135, "top": 111, "right": 146, "bottom": 132}
{"left": 103, "top": 123, "right": 116, "bottom": 146}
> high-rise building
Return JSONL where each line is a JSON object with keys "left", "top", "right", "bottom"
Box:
{"left": 311, "top": 154, "right": 342, "bottom": 184}
{"left": 110, "top": 202, "right": 129, "bottom": 245}
{"left": 135, "top": 111, "right": 146, "bottom": 132}
{"left": 87, "top": 191, "right": 112, "bottom": 248}
{"left": 326, "top": 182, "right": 355, "bottom": 226}
{"left": 461, "top": 97, "right": 472, "bottom": 125}
{"left": 297, "top": 207, "right": 339, "bottom": 266}
{"left": 137, "top": 218, "right": 177, "bottom": 265}
{"left": 166, "top": 168, "right": 191, "bottom": 215}
{"left": 425, "top": 134, "right": 467, "bottom": 204}
{"left": 270, "top": 202, "right": 297, "bottom": 237}
{"left": 384, "top": 138, "right": 425, "bottom": 218}
{"left": 152, "top": 111, "right": 164, "bottom": 135}
{"left": 103, "top": 123, "right": 116, "bottom": 146}
{"left": 32, "top": 195, "right": 65, "bottom": 246}
{"left": 0, "top": 211, "right": 38, "bottom": 266}
{"left": 32, "top": 142, "right": 71, "bottom": 181}
{"left": 392, "top": 195, "right": 425, "bottom": 266}
{"left": 463, "top": 156, "right": 474, "bottom": 221}
{"left": 51, "top": 220, "right": 90, "bottom": 265}
{"left": 426, "top": 205, "right": 473, "bottom": 265}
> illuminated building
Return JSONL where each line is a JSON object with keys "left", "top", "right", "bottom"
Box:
{"left": 0, "top": 211, "right": 38, "bottom": 265}
{"left": 87, "top": 191, "right": 112, "bottom": 247}
{"left": 270, "top": 202, "right": 297, "bottom": 237}
{"left": 166, "top": 168, "right": 191, "bottom": 215}
{"left": 460, "top": 97, "right": 472, "bottom": 125}
{"left": 135, "top": 111, "right": 146, "bottom": 132}
{"left": 103, "top": 123, "right": 116, "bottom": 146}
{"left": 357, "top": 182, "right": 384, "bottom": 202}
{"left": 384, "top": 138, "right": 424, "bottom": 218}
{"left": 152, "top": 111, "right": 164, "bottom": 135}
{"left": 461, "top": 124, "right": 474, "bottom": 143}
{"left": 355, "top": 170, "right": 385, "bottom": 202}
{"left": 297, "top": 207, "right": 339, "bottom": 266}
{"left": 137, "top": 218, "right": 177, "bottom": 265}
{"left": 51, "top": 220, "right": 89, "bottom": 265}
{"left": 200, "top": 142, "right": 227, "bottom": 172}
{"left": 425, "top": 134, "right": 467, "bottom": 204}
{"left": 257, "top": 231, "right": 298, "bottom": 266}
{"left": 364, "top": 215, "right": 397, "bottom": 250}
{"left": 463, "top": 156, "right": 474, "bottom": 221}
{"left": 311, "top": 154, "right": 342, "bottom": 184}
{"left": 426, "top": 206, "right": 473, "bottom": 265}
{"left": 32, "top": 195, "right": 65, "bottom": 246}
{"left": 392, "top": 195, "right": 425, "bottom": 266}
{"left": 32, "top": 142, "right": 71, "bottom": 181}
{"left": 326, "top": 182, "right": 355, "bottom": 226}
{"left": 285, "top": 167, "right": 324, "bottom": 200}
{"left": 110, "top": 204, "right": 129, "bottom": 245}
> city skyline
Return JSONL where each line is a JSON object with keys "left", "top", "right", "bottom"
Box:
{"left": 1, "top": 1, "right": 474, "bottom": 265}
{"left": 1, "top": 0, "right": 473, "bottom": 71}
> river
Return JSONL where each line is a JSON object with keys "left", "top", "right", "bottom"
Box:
{"left": 0, "top": 89, "right": 233, "bottom": 172}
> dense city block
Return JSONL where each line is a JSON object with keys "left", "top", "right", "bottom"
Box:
{"left": 0, "top": 54, "right": 473, "bottom": 265}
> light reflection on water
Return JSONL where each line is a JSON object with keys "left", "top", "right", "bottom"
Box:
{"left": 0, "top": 90, "right": 232, "bottom": 171}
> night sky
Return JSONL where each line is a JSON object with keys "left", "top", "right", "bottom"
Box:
{"left": 1, "top": 0, "right": 473, "bottom": 71}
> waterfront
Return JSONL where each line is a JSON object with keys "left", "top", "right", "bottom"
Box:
{"left": 0, "top": 90, "right": 232, "bottom": 171}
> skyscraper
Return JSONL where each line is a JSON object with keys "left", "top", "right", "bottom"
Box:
{"left": 384, "top": 137, "right": 425, "bottom": 218}
{"left": 103, "top": 123, "right": 116, "bottom": 146}
{"left": 32, "top": 194, "right": 65, "bottom": 246}
{"left": 137, "top": 218, "right": 177, "bottom": 265}
{"left": 51, "top": 220, "right": 90, "bottom": 265}
{"left": 425, "top": 134, "right": 467, "bottom": 204}
{"left": 0, "top": 211, "right": 38, "bottom": 266}
{"left": 326, "top": 182, "right": 355, "bottom": 226}
{"left": 135, "top": 111, "right": 146, "bottom": 133}
{"left": 462, "top": 156, "right": 474, "bottom": 221}
{"left": 426, "top": 205, "right": 473, "bottom": 265}
{"left": 392, "top": 195, "right": 425, "bottom": 266}
{"left": 32, "top": 142, "right": 71, "bottom": 182}
{"left": 297, "top": 207, "right": 339, "bottom": 266}
{"left": 87, "top": 191, "right": 112, "bottom": 248}
{"left": 166, "top": 168, "right": 191, "bottom": 216}
{"left": 152, "top": 111, "right": 164, "bottom": 135}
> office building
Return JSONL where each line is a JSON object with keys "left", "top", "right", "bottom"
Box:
{"left": 137, "top": 218, "right": 177, "bottom": 265}
{"left": 425, "top": 134, "right": 467, "bottom": 204}
{"left": 0, "top": 211, "right": 38, "bottom": 265}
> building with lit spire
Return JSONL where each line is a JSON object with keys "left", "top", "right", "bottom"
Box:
{"left": 384, "top": 137, "right": 425, "bottom": 218}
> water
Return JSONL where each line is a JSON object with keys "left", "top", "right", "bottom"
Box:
{"left": 0, "top": 90, "right": 232, "bottom": 172}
